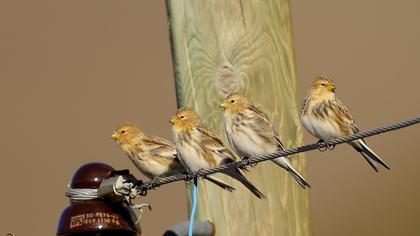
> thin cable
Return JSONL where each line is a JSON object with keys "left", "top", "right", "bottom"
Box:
{"left": 188, "top": 178, "right": 198, "bottom": 236}
{"left": 65, "top": 187, "right": 99, "bottom": 203}
{"left": 136, "top": 115, "right": 420, "bottom": 192}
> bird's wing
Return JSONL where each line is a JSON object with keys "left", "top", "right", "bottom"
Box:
{"left": 197, "top": 124, "right": 238, "bottom": 161}
{"left": 274, "top": 133, "right": 286, "bottom": 150}
{"left": 300, "top": 95, "right": 311, "bottom": 116}
{"left": 335, "top": 98, "right": 360, "bottom": 133}
{"left": 273, "top": 131, "right": 291, "bottom": 159}
{"left": 248, "top": 104, "right": 271, "bottom": 121}
{"left": 142, "top": 135, "right": 178, "bottom": 158}
{"left": 212, "top": 146, "right": 238, "bottom": 161}
{"left": 197, "top": 123, "right": 225, "bottom": 147}
{"left": 246, "top": 105, "right": 275, "bottom": 133}
{"left": 248, "top": 105, "right": 284, "bottom": 148}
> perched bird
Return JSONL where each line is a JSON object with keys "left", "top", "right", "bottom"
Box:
{"left": 300, "top": 76, "right": 390, "bottom": 171}
{"left": 111, "top": 122, "right": 235, "bottom": 191}
{"left": 220, "top": 94, "right": 311, "bottom": 189}
{"left": 170, "top": 108, "right": 265, "bottom": 199}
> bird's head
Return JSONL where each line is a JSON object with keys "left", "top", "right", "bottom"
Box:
{"left": 219, "top": 93, "right": 248, "bottom": 114}
{"left": 170, "top": 108, "right": 200, "bottom": 130}
{"left": 111, "top": 122, "right": 141, "bottom": 145}
{"left": 310, "top": 76, "right": 336, "bottom": 97}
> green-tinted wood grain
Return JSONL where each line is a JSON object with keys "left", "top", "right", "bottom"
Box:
{"left": 166, "top": 1, "right": 311, "bottom": 235}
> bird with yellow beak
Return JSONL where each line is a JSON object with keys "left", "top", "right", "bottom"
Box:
{"left": 170, "top": 108, "right": 265, "bottom": 199}
{"left": 219, "top": 93, "right": 311, "bottom": 189}
{"left": 300, "top": 76, "right": 390, "bottom": 171}
{"left": 110, "top": 122, "right": 235, "bottom": 191}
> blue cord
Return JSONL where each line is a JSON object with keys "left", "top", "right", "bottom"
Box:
{"left": 188, "top": 177, "right": 198, "bottom": 236}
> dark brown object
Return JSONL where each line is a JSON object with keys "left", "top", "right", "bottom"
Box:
{"left": 56, "top": 200, "right": 137, "bottom": 236}
{"left": 70, "top": 162, "right": 115, "bottom": 189}
{"left": 57, "top": 163, "right": 139, "bottom": 236}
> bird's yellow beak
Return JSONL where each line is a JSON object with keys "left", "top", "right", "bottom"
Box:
{"left": 170, "top": 116, "right": 178, "bottom": 125}
{"left": 327, "top": 84, "right": 336, "bottom": 92}
{"left": 219, "top": 102, "right": 228, "bottom": 109}
{"left": 111, "top": 133, "right": 119, "bottom": 140}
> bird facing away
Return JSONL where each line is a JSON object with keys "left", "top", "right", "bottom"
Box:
{"left": 111, "top": 122, "right": 235, "bottom": 191}
{"left": 220, "top": 93, "right": 311, "bottom": 189}
{"left": 300, "top": 76, "right": 390, "bottom": 171}
{"left": 170, "top": 108, "right": 265, "bottom": 199}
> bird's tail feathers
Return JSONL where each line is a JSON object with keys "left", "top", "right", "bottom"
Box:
{"left": 359, "top": 151, "right": 379, "bottom": 172}
{"left": 271, "top": 157, "right": 311, "bottom": 189}
{"left": 224, "top": 169, "right": 265, "bottom": 199}
{"left": 352, "top": 139, "right": 390, "bottom": 171}
{"left": 204, "top": 176, "right": 235, "bottom": 192}
{"left": 287, "top": 166, "right": 311, "bottom": 189}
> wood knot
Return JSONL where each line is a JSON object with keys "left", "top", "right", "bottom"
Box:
{"left": 217, "top": 64, "right": 240, "bottom": 96}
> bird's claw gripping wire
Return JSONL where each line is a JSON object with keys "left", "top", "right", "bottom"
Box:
{"left": 138, "top": 177, "right": 162, "bottom": 196}
{"left": 184, "top": 169, "right": 205, "bottom": 182}
{"left": 317, "top": 139, "right": 327, "bottom": 152}
{"left": 195, "top": 168, "right": 207, "bottom": 179}
{"left": 240, "top": 157, "right": 257, "bottom": 169}
{"left": 183, "top": 172, "right": 196, "bottom": 181}
{"left": 327, "top": 143, "right": 336, "bottom": 150}
{"left": 147, "top": 177, "right": 161, "bottom": 190}
{"left": 317, "top": 139, "right": 335, "bottom": 152}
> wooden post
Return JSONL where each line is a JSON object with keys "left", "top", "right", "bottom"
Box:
{"left": 166, "top": 1, "right": 311, "bottom": 235}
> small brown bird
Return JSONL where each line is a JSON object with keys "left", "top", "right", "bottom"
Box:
{"left": 111, "top": 122, "right": 235, "bottom": 191}
{"left": 220, "top": 93, "right": 311, "bottom": 188}
{"left": 300, "top": 76, "right": 390, "bottom": 171}
{"left": 170, "top": 108, "right": 265, "bottom": 199}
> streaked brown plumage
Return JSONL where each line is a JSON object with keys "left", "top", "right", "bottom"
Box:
{"left": 170, "top": 108, "right": 265, "bottom": 199}
{"left": 220, "top": 93, "right": 311, "bottom": 188}
{"left": 111, "top": 122, "right": 235, "bottom": 191}
{"left": 300, "top": 76, "right": 390, "bottom": 171}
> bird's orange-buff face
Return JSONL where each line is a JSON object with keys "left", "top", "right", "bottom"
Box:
{"left": 219, "top": 93, "right": 248, "bottom": 115}
{"left": 111, "top": 122, "right": 141, "bottom": 145}
{"left": 309, "top": 76, "right": 336, "bottom": 98}
{"left": 170, "top": 108, "right": 200, "bottom": 130}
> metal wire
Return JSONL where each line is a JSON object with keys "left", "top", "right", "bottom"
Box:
{"left": 65, "top": 187, "right": 99, "bottom": 203}
{"left": 137, "top": 115, "right": 420, "bottom": 193}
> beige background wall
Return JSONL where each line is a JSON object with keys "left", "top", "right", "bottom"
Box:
{"left": 0, "top": 1, "right": 418, "bottom": 235}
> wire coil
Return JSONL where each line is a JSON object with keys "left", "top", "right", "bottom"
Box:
{"left": 65, "top": 187, "right": 99, "bottom": 203}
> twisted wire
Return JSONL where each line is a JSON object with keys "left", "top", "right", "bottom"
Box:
{"left": 137, "top": 116, "right": 420, "bottom": 192}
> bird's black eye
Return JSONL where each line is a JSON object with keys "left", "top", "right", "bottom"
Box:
{"left": 230, "top": 100, "right": 235, "bottom": 103}
{"left": 121, "top": 130, "right": 126, "bottom": 134}
{"left": 180, "top": 116, "right": 185, "bottom": 119}
{"left": 321, "top": 83, "right": 326, "bottom": 87}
